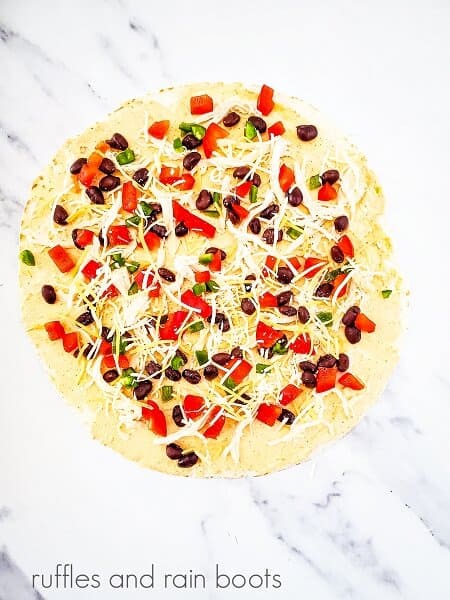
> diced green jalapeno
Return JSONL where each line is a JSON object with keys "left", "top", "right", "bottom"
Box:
{"left": 128, "top": 282, "right": 139, "bottom": 295}
{"left": 249, "top": 185, "right": 258, "bottom": 203}
{"left": 179, "top": 122, "right": 194, "bottom": 133}
{"left": 173, "top": 137, "right": 183, "bottom": 152}
{"left": 195, "top": 349, "right": 208, "bottom": 365}
{"left": 192, "top": 283, "right": 206, "bottom": 296}
{"left": 224, "top": 377, "right": 237, "bottom": 390}
{"left": 20, "top": 249, "right": 35, "bottom": 266}
{"left": 256, "top": 363, "right": 271, "bottom": 374}
{"left": 110, "top": 253, "right": 125, "bottom": 269}
{"left": 191, "top": 124, "right": 206, "bottom": 140}
{"left": 189, "top": 321, "right": 205, "bottom": 333}
{"left": 212, "top": 192, "right": 221, "bottom": 205}
{"left": 120, "top": 368, "right": 137, "bottom": 388}
{"left": 317, "top": 311, "right": 333, "bottom": 326}
{"left": 199, "top": 253, "right": 214, "bottom": 265}
{"left": 126, "top": 260, "right": 140, "bottom": 274}
{"left": 272, "top": 340, "right": 288, "bottom": 355}
{"left": 161, "top": 386, "right": 173, "bottom": 401}
{"left": 206, "top": 280, "right": 219, "bottom": 292}
{"left": 286, "top": 226, "right": 302, "bottom": 240}
{"left": 308, "top": 174, "right": 321, "bottom": 189}
{"left": 244, "top": 121, "right": 257, "bottom": 140}
{"left": 204, "top": 210, "right": 220, "bottom": 218}
{"left": 125, "top": 215, "right": 141, "bottom": 227}
{"left": 117, "top": 148, "right": 135, "bottom": 165}
{"left": 171, "top": 355, "right": 185, "bottom": 370}
{"left": 139, "top": 201, "right": 153, "bottom": 216}
{"left": 325, "top": 268, "right": 342, "bottom": 282}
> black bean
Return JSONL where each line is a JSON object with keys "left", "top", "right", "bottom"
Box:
{"left": 278, "top": 408, "right": 295, "bottom": 425}
{"left": 158, "top": 267, "right": 175, "bottom": 282}
{"left": 241, "top": 298, "right": 256, "bottom": 315}
{"left": 83, "top": 343, "right": 94, "bottom": 359}
{"left": 244, "top": 273, "right": 256, "bottom": 292}
{"left": 212, "top": 353, "right": 231, "bottom": 366}
{"left": 331, "top": 245, "right": 345, "bottom": 263}
{"left": 76, "top": 310, "right": 94, "bottom": 326}
{"left": 103, "top": 369, "right": 119, "bottom": 383}
{"left": 73, "top": 349, "right": 80, "bottom": 358}
{"left": 165, "top": 367, "right": 182, "bottom": 382}
{"left": 149, "top": 202, "right": 162, "bottom": 215}
{"left": 101, "top": 326, "right": 112, "bottom": 340}
{"left": 134, "top": 381, "right": 153, "bottom": 400}
{"left": 178, "top": 451, "right": 198, "bottom": 468}
{"left": 106, "top": 132, "right": 128, "bottom": 150}
{"left": 172, "top": 405, "right": 185, "bottom": 428}
{"left": 196, "top": 189, "right": 213, "bottom": 211}
{"left": 301, "top": 371, "right": 317, "bottom": 388}
{"left": 248, "top": 115, "right": 267, "bottom": 133}
{"left": 231, "top": 347, "right": 243, "bottom": 359}
{"left": 207, "top": 312, "right": 230, "bottom": 332}
{"left": 205, "top": 247, "right": 227, "bottom": 260}
{"left": 182, "top": 133, "right": 202, "bottom": 150}
{"left": 183, "top": 152, "right": 201, "bottom": 171}
{"left": 260, "top": 346, "right": 274, "bottom": 359}
{"left": 277, "top": 267, "right": 294, "bottom": 284}
{"left": 204, "top": 364, "right": 219, "bottom": 380}
{"left": 71, "top": 229, "right": 81, "bottom": 249}
{"left": 300, "top": 361, "right": 317, "bottom": 373}
{"left": 259, "top": 203, "right": 279, "bottom": 220}
{"left": 315, "top": 283, "right": 334, "bottom": 298}
{"left": 223, "top": 195, "right": 240, "bottom": 208}
{"left": 223, "top": 111, "right": 240, "bottom": 127}
{"left": 41, "top": 284, "right": 56, "bottom": 304}
{"left": 70, "top": 157, "right": 87, "bottom": 174}
{"left": 337, "top": 353, "right": 350, "bottom": 372}
{"left": 175, "top": 221, "right": 189, "bottom": 237}
{"left": 318, "top": 354, "right": 337, "bottom": 368}
{"left": 262, "top": 228, "right": 283, "bottom": 244}
{"left": 345, "top": 325, "right": 361, "bottom": 344}
{"left": 53, "top": 204, "right": 68, "bottom": 225}
{"left": 99, "top": 157, "right": 116, "bottom": 175}
{"left": 342, "top": 305, "right": 360, "bottom": 326}
{"left": 166, "top": 443, "right": 183, "bottom": 460}
{"left": 98, "top": 230, "right": 106, "bottom": 246}
{"left": 233, "top": 166, "right": 250, "bottom": 179}
{"left": 321, "top": 169, "right": 340, "bottom": 185}
{"left": 287, "top": 186, "right": 303, "bottom": 207}
{"left": 334, "top": 215, "right": 349, "bottom": 232}
{"left": 99, "top": 175, "right": 120, "bottom": 192}
{"left": 296, "top": 125, "right": 318, "bottom": 141}
{"left": 279, "top": 305, "right": 297, "bottom": 317}
{"left": 133, "top": 167, "right": 149, "bottom": 186}
{"left": 298, "top": 306, "right": 310, "bottom": 324}
{"left": 151, "top": 224, "right": 168, "bottom": 239}
{"left": 85, "top": 186, "right": 104, "bottom": 205}
{"left": 252, "top": 173, "right": 262, "bottom": 187}
{"left": 182, "top": 369, "right": 201, "bottom": 384}
{"left": 248, "top": 218, "right": 261, "bottom": 234}
{"left": 227, "top": 207, "right": 240, "bottom": 225}
{"left": 175, "top": 348, "right": 188, "bottom": 363}
{"left": 277, "top": 290, "right": 292, "bottom": 306}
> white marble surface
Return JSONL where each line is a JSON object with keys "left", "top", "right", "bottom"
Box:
{"left": 1, "top": 0, "right": 450, "bottom": 598}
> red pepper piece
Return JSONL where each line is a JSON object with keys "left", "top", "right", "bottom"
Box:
{"left": 148, "top": 282, "right": 161, "bottom": 298}
{"left": 44, "top": 321, "right": 65, "bottom": 341}
{"left": 134, "top": 270, "right": 155, "bottom": 289}
{"left": 183, "top": 395, "right": 206, "bottom": 420}
{"left": 339, "top": 372, "right": 365, "bottom": 390}
{"left": 209, "top": 251, "right": 222, "bottom": 272}
{"left": 181, "top": 289, "right": 212, "bottom": 319}
{"left": 355, "top": 312, "right": 376, "bottom": 333}
{"left": 159, "top": 166, "right": 181, "bottom": 185}
{"left": 62, "top": 332, "right": 79, "bottom": 353}
{"left": 288, "top": 256, "right": 303, "bottom": 271}
{"left": 101, "top": 354, "right": 129, "bottom": 370}
{"left": 232, "top": 204, "right": 249, "bottom": 221}
{"left": 174, "top": 173, "right": 195, "bottom": 191}
{"left": 159, "top": 310, "right": 189, "bottom": 341}
{"left": 102, "top": 284, "right": 120, "bottom": 299}
{"left": 256, "top": 403, "right": 282, "bottom": 426}
{"left": 48, "top": 245, "right": 75, "bottom": 273}
{"left": 143, "top": 231, "right": 161, "bottom": 251}
{"left": 318, "top": 183, "right": 338, "bottom": 201}
{"left": 73, "top": 229, "right": 94, "bottom": 249}
{"left": 148, "top": 120, "right": 170, "bottom": 139}
{"left": 278, "top": 164, "right": 295, "bottom": 192}
{"left": 121, "top": 181, "right": 138, "bottom": 212}
{"left": 337, "top": 234, "right": 354, "bottom": 258}
{"left": 257, "top": 84, "right": 275, "bottom": 116}
{"left": 202, "top": 407, "right": 226, "bottom": 439}
{"left": 81, "top": 259, "right": 102, "bottom": 280}
{"left": 235, "top": 181, "right": 252, "bottom": 198}
{"left": 108, "top": 225, "right": 132, "bottom": 246}
{"left": 259, "top": 291, "right": 278, "bottom": 308}
{"left": 316, "top": 366, "right": 337, "bottom": 393}
{"left": 304, "top": 257, "right": 326, "bottom": 278}
{"left": 98, "top": 339, "right": 112, "bottom": 355}
{"left": 256, "top": 321, "right": 284, "bottom": 348}
{"left": 203, "top": 123, "right": 229, "bottom": 158}
{"left": 141, "top": 401, "right": 167, "bottom": 436}
{"left": 78, "top": 163, "right": 98, "bottom": 186}
{"left": 226, "top": 358, "right": 252, "bottom": 385}
{"left": 262, "top": 254, "right": 276, "bottom": 276}
{"left": 195, "top": 271, "right": 211, "bottom": 283}
{"left": 290, "top": 333, "right": 311, "bottom": 354}
{"left": 332, "top": 273, "right": 348, "bottom": 298}
{"left": 172, "top": 200, "right": 216, "bottom": 238}
{"left": 190, "top": 94, "right": 213, "bottom": 115}
{"left": 280, "top": 383, "right": 302, "bottom": 406}
{"left": 267, "top": 121, "right": 285, "bottom": 137}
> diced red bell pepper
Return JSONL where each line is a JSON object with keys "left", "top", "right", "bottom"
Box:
{"left": 332, "top": 273, "right": 348, "bottom": 298}
{"left": 318, "top": 183, "right": 338, "bottom": 201}
{"left": 174, "top": 173, "right": 195, "bottom": 191}
{"left": 148, "top": 119, "right": 170, "bottom": 139}
{"left": 209, "top": 251, "right": 222, "bottom": 272}
{"left": 202, "top": 406, "right": 226, "bottom": 439}
{"left": 183, "top": 395, "right": 205, "bottom": 420}
{"left": 141, "top": 400, "right": 167, "bottom": 436}
{"left": 48, "top": 245, "right": 75, "bottom": 273}
{"left": 304, "top": 257, "right": 326, "bottom": 278}
{"left": 226, "top": 358, "right": 252, "bottom": 385}
{"left": 159, "top": 310, "right": 189, "bottom": 341}
{"left": 232, "top": 204, "right": 249, "bottom": 221}
{"left": 88, "top": 152, "right": 103, "bottom": 168}
{"left": 44, "top": 321, "right": 65, "bottom": 341}
{"left": 256, "top": 321, "right": 284, "bottom": 348}
{"left": 355, "top": 312, "right": 376, "bottom": 333}
{"left": 259, "top": 291, "right": 278, "bottom": 308}
{"left": 256, "top": 403, "right": 282, "bottom": 426}
{"left": 195, "top": 271, "right": 211, "bottom": 283}
{"left": 203, "top": 123, "right": 229, "bottom": 158}
{"left": 288, "top": 256, "right": 304, "bottom": 271}
{"left": 267, "top": 121, "right": 285, "bottom": 137}
{"left": 159, "top": 166, "right": 181, "bottom": 185}
{"left": 143, "top": 231, "right": 161, "bottom": 251}
{"left": 262, "top": 254, "right": 276, "bottom": 276}
{"left": 235, "top": 181, "right": 252, "bottom": 198}
{"left": 279, "top": 164, "right": 295, "bottom": 193}
{"left": 108, "top": 225, "right": 132, "bottom": 246}
{"left": 172, "top": 200, "right": 216, "bottom": 238}
{"left": 337, "top": 234, "right": 354, "bottom": 258}
{"left": 95, "top": 141, "right": 109, "bottom": 153}
{"left": 339, "top": 372, "right": 365, "bottom": 390}
{"left": 62, "top": 332, "right": 79, "bottom": 353}
{"left": 73, "top": 228, "right": 94, "bottom": 249}
{"left": 190, "top": 94, "right": 213, "bottom": 115}
{"left": 316, "top": 366, "right": 337, "bottom": 393}
{"left": 181, "top": 289, "right": 212, "bottom": 318}
{"left": 290, "top": 333, "right": 311, "bottom": 354}
{"left": 78, "top": 163, "right": 98, "bottom": 186}
{"left": 279, "top": 383, "right": 302, "bottom": 406}
{"left": 121, "top": 181, "right": 139, "bottom": 212}
{"left": 98, "top": 339, "right": 112, "bottom": 355}
{"left": 102, "top": 284, "right": 120, "bottom": 299}
{"left": 135, "top": 270, "right": 155, "bottom": 289}
{"left": 148, "top": 282, "right": 161, "bottom": 298}
{"left": 257, "top": 84, "right": 275, "bottom": 116}
{"left": 101, "top": 354, "right": 129, "bottom": 370}
{"left": 82, "top": 259, "right": 102, "bottom": 280}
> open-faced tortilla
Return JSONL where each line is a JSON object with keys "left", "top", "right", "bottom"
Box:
{"left": 19, "top": 82, "right": 402, "bottom": 477}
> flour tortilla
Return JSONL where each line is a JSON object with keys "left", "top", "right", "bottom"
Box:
{"left": 19, "top": 83, "right": 402, "bottom": 477}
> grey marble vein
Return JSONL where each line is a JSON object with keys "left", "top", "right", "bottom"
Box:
{"left": 0, "top": 549, "right": 45, "bottom": 600}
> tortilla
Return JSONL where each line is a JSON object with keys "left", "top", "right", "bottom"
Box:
{"left": 19, "top": 82, "right": 402, "bottom": 477}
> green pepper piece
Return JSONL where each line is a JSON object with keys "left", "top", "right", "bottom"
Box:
{"left": 161, "top": 385, "right": 173, "bottom": 401}
{"left": 199, "top": 253, "right": 214, "bottom": 265}
{"left": 192, "top": 283, "right": 206, "bottom": 296}
{"left": 139, "top": 201, "right": 153, "bottom": 216}
{"left": 173, "top": 137, "right": 184, "bottom": 152}
{"left": 117, "top": 148, "right": 135, "bottom": 165}
{"left": 204, "top": 210, "right": 220, "bottom": 218}
{"left": 249, "top": 185, "right": 258, "bottom": 203}
{"left": 308, "top": 174, "right": 321, "bottom": 189}
{"left": 110, "top": 253, "right": 125, "bottom": 270}
{"left": 324, "top": 268, "right": 342, "bottom": 282}
{"left": 125, "top": 214, "right": 141, "bottom": 227}
{"left": 126, "top": 260, "right": 140, "bottom": 274}
{"left": 206, "top": 280, "right": 219, "bottom": 292}
{"left": 286, "top": 226, "right": 302, "bottom": 240}
{"left": 212, "top": 192, "right": 221, "bottom": 205}
{"left": 317, "top": 311, "right": 333, "bottom": 327}
{"left": 382, "top": 289, "right": 392, "bottom": 298}
{"left": 171, "top": 355, "right": 185, "bottom": 370}
{"left": 256, "top": 363, "right": 271, "bottom": 374}
{"left": 179, "top": 122, "right": 194, "bottom": 133}
{"left": 113, "top": 333, "right": 130, "bottom": 355}
{"left": 195, "top": 349, "right": 209, "bottom": 365}
{"left": 191, "top": 124, "right": 206, "bottom": 140}
{"left": 272, "top": 340, "right": 288, "bottom": 355}
{"left": 20, "top": 249, "right": 35, "bottom": 266}
{"left": 189, "top": 321, "right": 205, "bottom": 333}
{"left": 224, "top": 377, "right": 237, "bottom": 390}
{"left": 128, "top": 282, "right": 139, "bottom": 295}
{"left": 244, "top": 121, "right": 257, "bottom": 140}
{"left": 120, "top": 368, "right": 137, "bottom": 388}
